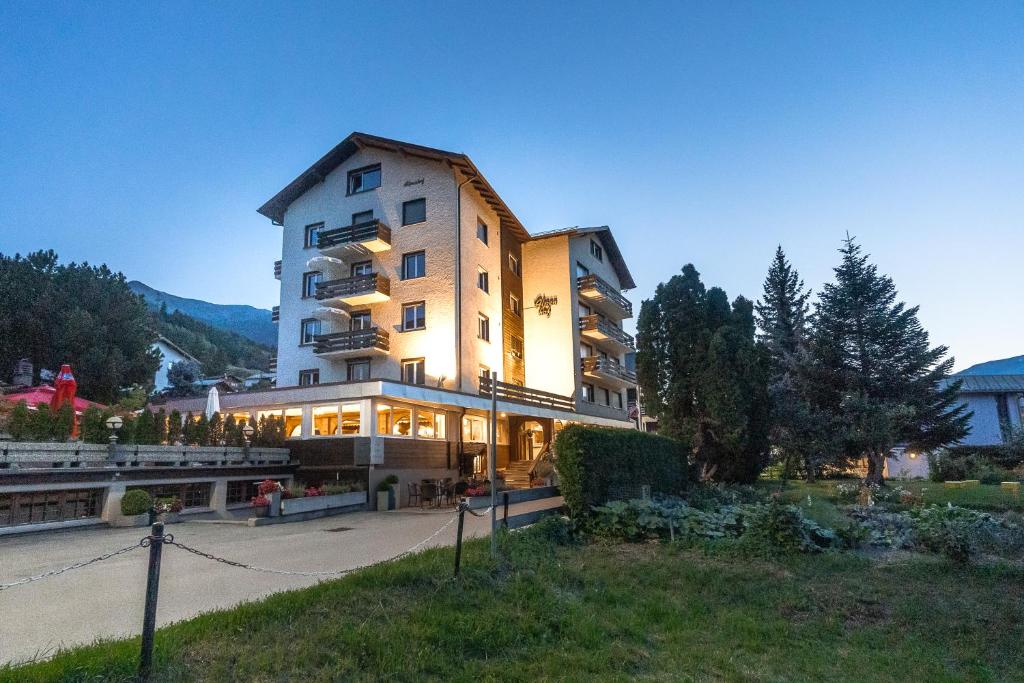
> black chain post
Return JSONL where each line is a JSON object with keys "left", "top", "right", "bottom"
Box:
{"left": 502, "top": 492, "right": 510, "bottom": 529}
{"left": 139, "top": 521, "right": 166, "bottom": 681}
{"left": 453, "top": 502, "right": 466, "bottom": 578}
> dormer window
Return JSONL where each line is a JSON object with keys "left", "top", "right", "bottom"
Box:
{"left": 348, "top": 164, "right": 381, "bottom": 195}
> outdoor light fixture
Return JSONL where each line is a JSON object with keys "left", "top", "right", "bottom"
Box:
{"left": 241, "top": 423, "right": 255, "bottom": 448}
{"left": 105, "top": 415, "right": 123, "bottom": 457}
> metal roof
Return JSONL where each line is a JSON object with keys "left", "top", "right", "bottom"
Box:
{"left": 943, "top": 374, "right": 1024, "bottom": 393}
{"left": 529, "top": 225, "right": 636, "bottom": 290}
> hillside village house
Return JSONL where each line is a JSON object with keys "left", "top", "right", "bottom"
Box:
{"left": 161, "top": 133, "right": 638, "bottom": 504}
{"left": 151, "top": 336, "right": 200, "bottom": 393}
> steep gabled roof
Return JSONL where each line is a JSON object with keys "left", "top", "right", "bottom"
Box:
{"left": 257, "top": 132, "right": 529, "bottom": 240}
{"left": 153, "top": 336, "right": 199, "bottom": 364}
{"left": 529, "top": 225, "right": 636, "bottom": 290}
{"left": 944, "top": 374, "right": 1024, "bottom": 393}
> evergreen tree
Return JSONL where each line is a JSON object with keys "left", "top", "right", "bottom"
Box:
{"left": 154, "top": 408, "right": 168, "bottom": 445}
{"left": 53, "top": 402, "right": 75, "bottom": 442}
{"left": 208, "top": 412, "right": 224, "bottom": 446}
{"left": 194, "top": 413, "right": 210, "bottom": 446}
{"left": 754, "top": 247, "right": 828, "bottom": 479}
{"left": 810, "top": 237, "right": 969, "bottom": 484}
{"left": 637, "top": 264, "right": 771, "bottom": 483}
{"left": 167, "top": 409, "right": 183, "bottom": 445}
{"left": 8, "top": 400, "right": 30, "bottom": 440}
{"left": 134, "top": 409, "right": 157, "bottom": 445}
{"left": 29, "top": 404, "right": 53, "bottom": 441}
{"left": 182, "top": 411, "right": 196, "bottom": 445}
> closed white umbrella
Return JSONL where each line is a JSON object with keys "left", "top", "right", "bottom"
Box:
{"left": 205, "top": 386, "right": 220, "bottom": 419}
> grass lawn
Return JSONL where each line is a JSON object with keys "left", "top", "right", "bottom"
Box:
{"left": 4, "top": 522, "right": 1023, "bottom": 683}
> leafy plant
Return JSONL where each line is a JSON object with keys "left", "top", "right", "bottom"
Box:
{"left": 121, "top": 489, "right": 153, "bottom": 516}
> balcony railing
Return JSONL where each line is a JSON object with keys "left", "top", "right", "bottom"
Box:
{"left": 313, "top": 327, "right": 389, "bottom": 357}
{"left": 577, "top": 274, "right": 632, "bottom": 318}
{"left": 579, "top": 314, "right": 635, "bottom": 351}
{"left": 273, "top": 260, "right": 282, "bottom": 280}
{"left": 581, "top": 356, "right": 637, "bottom": 385}
{"left": 268, "top": 355, "right": 277, "bottom": 372}
{"left": 317, "top": 219, "right": 392, "bottom": 254}
{"left": 315, "top": 273, "right": 390, "bottom": 306}
{"left": 479, "top": 376, "right": 576, "bottom": 413}
{"left": 271, "top": 305, "right": 280, "bottom": 323}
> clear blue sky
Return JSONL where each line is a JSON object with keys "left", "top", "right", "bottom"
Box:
{"left": 1, "top": 2, "right": 1021, "bottom": 370}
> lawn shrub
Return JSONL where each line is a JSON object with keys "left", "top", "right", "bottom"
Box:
{"left": 911, "top": 504, "right": 1023, "bottom": 562}
{"left": 120, "top": 489, "right": 152, "bottom": 516}
{"left": 738, "top": 498, "right": 837, "bottom": 555}
{"left": 928, "top": 450, "right": 1017, "bottom": 484}
{"left": 555, "top": 424, "right": 687, "bottom": 518}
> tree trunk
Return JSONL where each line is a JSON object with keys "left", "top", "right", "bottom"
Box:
{"left": 864, "top": 451, "right": 885, "bottom": 486}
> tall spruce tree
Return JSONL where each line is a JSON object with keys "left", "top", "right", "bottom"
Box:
{"left": 810, "top": 237, "right": 969, "bottom": 484}
{"left": 637, "top": 264, "right": 770, "bottom": 483}
{"left": 754, "top": 247, "right": 828, "bottom": 479}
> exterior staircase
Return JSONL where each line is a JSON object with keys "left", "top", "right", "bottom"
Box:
{"left": 502, "top": 459, "right": 535, "bottom": 489}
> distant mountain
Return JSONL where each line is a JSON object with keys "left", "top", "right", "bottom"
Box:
{"left": 958, "top": 355, "right": 1024, "bottom": 376}
{"left": 129, "top": 281, "right": 277, "bottom": 347}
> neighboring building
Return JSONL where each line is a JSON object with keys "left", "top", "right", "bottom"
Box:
{"left": 624, "top": 352, "right": 659, "bottom": 432}
{"left": 944, "top": 373, "right": 1024, "bottom": 447}
{"left": 151, "top": 336, "right": 200, "bottom": 392}
{"left": 161, "top": 132, "right": 638, "bottom": 503}
{"left": 244, "top": 371, "right": 277, "bottom": 389}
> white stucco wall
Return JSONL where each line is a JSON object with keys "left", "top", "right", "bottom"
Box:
{"left": 152, "top": 341, "right": 192, "bottom": 392}
{"left": 521, "top": 235, "right": 576, "bottom": 397}
{"left": 958, "top": 393, "right": 1023, "bottom": 446}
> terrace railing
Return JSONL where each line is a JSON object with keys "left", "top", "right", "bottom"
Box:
{"left": 317, "top": 219, "right": 392, "bottom": 251}
{"left": 313, "top": 327, "right": 389, "bottom": 355}
{"left": 579, "top": 315, "right": 636, "bottom": 350}
{"left": 315, "top": 273, "right": 390, "bottom": 302}
{"left": 577, "top": 274, "right": 633, "bottom": 318}
{"left": 479, "top": 376, "right": 576, "bottom": 412}
{"left": 581, "top": 356, "right": 638, "bottom": 384}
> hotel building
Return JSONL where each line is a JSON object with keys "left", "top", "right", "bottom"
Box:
{"left": 162, "top": 133, "right": 638, "bottom": 503}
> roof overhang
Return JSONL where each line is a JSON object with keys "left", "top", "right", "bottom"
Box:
{"left": 529, "top": 226, "right": 636, "bottom": 289}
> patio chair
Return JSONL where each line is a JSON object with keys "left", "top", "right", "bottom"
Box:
{"left": 420, "top": 481, "right": 439, "bottom": 508}
{"left": 407, "top": 482, "right": 421, "bottom": 507}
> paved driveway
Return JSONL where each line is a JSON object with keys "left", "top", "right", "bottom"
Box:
{"left": 0, "top": 497, "right": 561, "bottom": 666}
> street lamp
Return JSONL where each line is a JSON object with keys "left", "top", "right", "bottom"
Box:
{"left": 105, "top": 415, "right": 123, "bottom": 458}
{"left": 241, "top": 423, "right": 255, "bottom": 455}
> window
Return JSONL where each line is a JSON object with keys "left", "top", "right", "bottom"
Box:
{"left": 477, "top": 267, "right": 489, "bottom": 293}
{"left": 402, "top": 251, "right": 425, "bottom": 280}
{"left": 377, "top": 403, "right": 413, "bottom": 437}
{"left": 476, "top": 219, "right": 488, "bottom": 245}
{"left": 416, "top": 408, "right": 447, "bottom": 439}
{"left": 579, "top": 302, "right": 592, "bottom": 318}
{"left": 313, "top": 405, "right": 338, "bottom": 436}
{"left": 304, "top": 222, "right": 324, "bottom": 248}
{"left": 511, "top": 336, "right": 524, "bottom": 359}
{"left": 479, "top": 365, "right": 490, "bottom": 380}
{"left": 581, "top": 341, "right": 594, "bottom": 358}
{"left": 590, "top": 239, "right": 603, "bottom": 261}
{"left": 477, "top": 313, "right": 490, "bottom": 342}
{"left": 347, "top": 358, "right": 370, "bottom": 381}
{"left": 340, "top": 403, "right": 362, "bottom": 435}
{"left": 402, "top": 302, "right": 426, "bottom": 331}
{"left": 0, "top": 489, "right": 102, "bottom": 528}
{"left": 580, "top": 382, "right": 595, "bottom": 402}
{"left": 576, "top": 262, "right": 590, "bottom": 278}
{"left": 284, "top": 408, "right": 302, "bottom": 438}
{"left": 300, "top": 318, "right": 321, "bottom": 345}
{"left": 613, "top": 392, "right": 623, "bottom": 409}
{"left": 226, "top": 480, "right": 260, "bottom": 506}
{"left": 302, "top": 271, "right": 322, "bottom": 298}
{"left": 348, "top": 164, "right": 381, "bottom": 194}
{"left": 599, "top": 387, "right": 610, "bottom": 406}
{"left": 509, "top": 294, "right": 521, "bottom": 316}
{"left": 350, "top": 311, "right": 372, "bottom": 331}
{"left": 352, "top": 209, "right": 374, "bottom": 225}
{"left": 298, "top": 369, "right": 320, "bottom": 386}
{"left": 508, "top": 253, "right": 521, "bottom": 276}
{"left": 402, "top": 358, "right": 425, "bottom": 385}
{"left": 463, "top": 415, "right": 487, "bottom": 442}
{"left": 351, "top": 260, "right": 373, "bottom": 277}
{"left": 402, "top": 198, "right": 426, "bottom": 225}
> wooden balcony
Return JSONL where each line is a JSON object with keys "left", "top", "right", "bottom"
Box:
{"left": 313, "top": 328, "right": 389, "bottom": 358}
{"left": 479, "top": 376, "right": 576, "bottom": 412}
{"left": 317, "top": 219, "right": 392, "bottom": 257}
{"left": 268, "top": 355, "right": 277, "bottom": 372}
{"left": 581, "top": 356, "right": 637, "bottom": 388}
{"left": 273, "top": 260, "right": 282, "bottom": 280}
{"left": 579, "top": 314, "right": 635, "bottom": 353}
{"left": 271, "top": 305, "right": 280, "bottom": 323}
{"left": 577, "top": 273, "right": 632, "bottom": 319}
{"left": 315, "top": 273, "right": 390, "bottom": 308}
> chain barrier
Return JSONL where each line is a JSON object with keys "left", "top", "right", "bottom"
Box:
{"left": 0, "top": 542, "right": 142, "bottom": 592}
{"left": 462, "top": 504, "right": 494, "bottom": 518}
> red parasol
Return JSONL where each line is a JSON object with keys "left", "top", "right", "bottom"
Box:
{"left": 50, "top": 364, "right": 81, "bottom": 439}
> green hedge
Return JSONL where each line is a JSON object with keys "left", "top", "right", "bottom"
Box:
{"left": 554, "top": 424, "right": 687, "bottom": 518}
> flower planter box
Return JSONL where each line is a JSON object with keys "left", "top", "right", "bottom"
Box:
{"left": 160, "top": 512, "right": 181, "bottom": 525}
{"left": 111, "top": 512, "right": 150, "bottom": 528}
{"left": 281, "top": 491, "right": 367, "bottom": 515}
{"left": 251, "top": 505, "right": 270, "bottom": 518}
{"left": 1001, "top": 482, "right": 1021, "bottom": 495}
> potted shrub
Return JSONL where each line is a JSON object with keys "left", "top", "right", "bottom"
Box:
{"left": 383, "top": 474, "right": 400, "bottom": 509}
{"left": 250, "top": 494, "right": 270, "bottom": 517}
{"left": 376, "top": 480, "right": 392, "bottom": 511}
{"left": 117, "top": 489, "right": 152, "bottom": 527}
{"left": 256, "top": 479, "right": 282, "bottom": 517}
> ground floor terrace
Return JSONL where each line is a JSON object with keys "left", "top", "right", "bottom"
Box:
{"left": 158, "top": 377, "right": 635, "bottom": 507}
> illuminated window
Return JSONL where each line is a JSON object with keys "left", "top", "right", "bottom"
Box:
{"left": 347, "top": 164, "right": 381, "bottom": 194}
{"left": 302, "top": 271, "right": 322, "bottom": 298}
{"left": 463, "top": 415, "right": 486, "bottom": 442}
{"left": 511, "top": 336, "right": 524, "bottom": 359}
{"left": 402, "top": 358, "right": 425, "bottom": 385}
{"left": 478, "top": 313, "right": 490, "bottom": 342}
{"left": 477, "top": 268, "right": 489, "bottom": 293}
{"left": 284, "top": 408, "right": 302, "bottom": 438}
{"left": 313, "top": 405, "right": 338, "bottom": 437}
{"left": 376, "top": 403, "right": 412, "bottom": 437}
{"left": 298, "top": 369, "right": 319, "bottom": 386}
{"left": 300, "top": 319, "right": 320, "bottom": 346}
{"left": 590, "top": 239, "right": 603, "bottom": 261}
{"left": 402, "top": 251, "right": 425, "bottom": 280}
{"left": 403, "top": 302, "right": 426, "bottom": 331}
{"left": 509, "top": 294, "right": 521, "bottom": 317}
{"left": 402, "top": 198, "right": 426, "bottom": 225}
{"left": 341, "top": 403, "right": 361, "bottom": 435}
{"left": 476, "top": 219, "right": 488, "bottom": 245}
{"left": 508, "top": 253, "right": 521, "bottom": 276}
{"left": 304, "top": 222, "right": 324, "bottom": 248}
{"left": 416, "top": 408, "right": 447, "bottom": 439}
{"left": 479, "top": 365, "right": 490, "bottom": 379}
